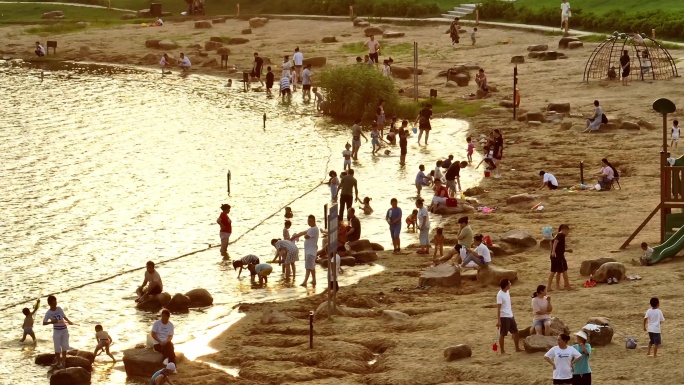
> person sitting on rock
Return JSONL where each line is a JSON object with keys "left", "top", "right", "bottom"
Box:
{"left": 136, "top": 261, "right": 163, "bottom": 303}
{"left": 531, "top": 285, "right": 553, "bottom": 336}
{"left": 177, "top": 53, "right": 191, "bottom": 72}
{"left": 460, "top": 233, "right": 491, "bottom": 268}
{"left": 430, "top": 179, "right": 449, "bottom": 212}
{"left": 35, "top": 41, "right": 45, "bottom": 57}
{"left": 475, "top": 68, "right": 489, "bottom": 92}
{"left": 582, "top": 100, "right": 605, "bottom": 133}
{"left": 151, "top": 309, "right": 175, "bottom": 365}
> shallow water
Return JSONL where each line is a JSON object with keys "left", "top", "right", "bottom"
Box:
{"left": 0, "top": 61, "right": 478, "bottom": 384}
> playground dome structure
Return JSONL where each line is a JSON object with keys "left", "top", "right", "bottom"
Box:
{"left": 583, "top": 32, "right": 678, "bottom": 82}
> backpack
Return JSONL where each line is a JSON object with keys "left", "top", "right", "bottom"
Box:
{"left": 625, "top": 337, "right": 637, "bottom": 349}
{"left": 601, "top": 114, "right": 608, "bottom": 124}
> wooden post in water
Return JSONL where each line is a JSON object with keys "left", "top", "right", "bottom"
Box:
{"left": 227, "top": 171, "right": 231, "bottom": 195}
{"left": 413, "top": 41, "right": 418, "bottom": 102}
{"left": 476, "top": 10, "right": 479, "bottom": 26}
{"left": 309, "top": 311, "right": 314, "bottom": 348}
{"left": 324, "top": 204, "right": 328, "bottom": 230}
{"left": 263, "top": 113, "right": 266, "bottom": 129}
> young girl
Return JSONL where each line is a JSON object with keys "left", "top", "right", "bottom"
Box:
{"left": 328, "top": 171, "right": 339, "bottom": 201}
{"left": 466, "top": 136, "right": 475, "bottom": 163}
{"left": 361, "top": 197, "right": 373, "bottom": 215}
{"left": 376, "top": 100, "right": 386, "bottom": 137}
{"left": 371, "top": 126, "right": 380, "bottom": 155}
{"left": 672, "top": 120, "right": 680, "bottom": 149}
{"left": 406, "top": 209, "right": 418, "bottom": 232}
{"left": 433, "top": 227, "right": 444, "bottom": 258}
{"left": 283, "top": 220, "right": 292, "bottom": 240}
{"left": 284, "top": 207, "right": 293, "bottom": 219}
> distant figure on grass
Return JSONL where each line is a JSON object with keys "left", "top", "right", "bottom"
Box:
{"left": 43, "top": 295, "right": 76, "bottom": 369}
{"left": 432, "top": 227, "right": 444, "bottom": 258}
{"left": 232, "top": 254, "right": 260, "bottom": 278}
{"left": 291, "top": 215, "right": 320, "bottom": 287}
{"left": 35, "top": 41, "right": 46, "bottom": 57}
{"left": 560, "top": 0, "right": 571, "bottom": 34}
{"left": 582, "top": 100, "right": 605, "bottom": 133}
{"left": 248, "top": 263, "right": 273, "bottom": 284}
{"left": 338, "top": 169, "right": 359, "bottom": 217}
{"left": 271, "top": 238, "right": 299, "bottom": 279}
{"left": 531, "top": 285, "right": 553, "bottom": 336}
{"left": 93, "top": 324, "right": 115, "bottom": 362}
{"left": 671, "top": 120, "right": 680, "bottom": 149}
{"left": 416, "top": 104, "right": 433, "bottom": 145}
{"left": 544, "top": 334, "right": 582, "bottom": 385}
{"left": 548, "top": 224, "right": 573, "bottom": 291}
{"left": 461, "top": 233, "right": 491, "bottom": 268}
{"left": 151, "top": 362, "right": 177, "bottom": 384}
{"left": 644, "top": 297, "right": 665, "bottom": 357}
{"left": 280, "top": 75, "right": 292, "bottom": 101}
{"left": 538, "top": 171, "right": 559, "bottom": 190}
{"left": 449, "top": 18, "right": 460, "bottom": 47}
{"left": 265, "top": 66, "right": 274, "bottom": 97}
{"left": 496, "top": 279, "right": 522, "bottom": 354}
{"left": 386, "top": 198, "right": 403, "bottom": 253}
{"left": 365, "top": 35, "right": 381, "bottom": 64}
{"left": 253, "top": 52, "right": 265, "bottom": 87}
{"left": 177, "top": 53, "right": 191, "bottom": 72}
{"left": 416, "top": 199, "right": 430, "bottom": 254}
{"left": 136, "top": 261, "right": 164, "bottom": 303}
{"left": 620, "top": 50, "right": 631, "bottom": 86}
{"left": 217, "top": 204, "right": 232, "bottom": 259}
{"left": 351, "top": 119, "right": 368, "bottom": 160}
{"left": 151, "top": 310, "right": 176, "bottom": 365}
{"left": 301, "top": 64, "right": 313, "bottom": 101}
{"left": 20, "top": 299, "right": 40, "bottom": 343}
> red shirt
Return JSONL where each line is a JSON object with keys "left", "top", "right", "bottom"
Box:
{"left": 435, "top": 185, "right": 449, "bottom": 198}
{"left": 219, "top": 212, "right": 232, "bottom": 233}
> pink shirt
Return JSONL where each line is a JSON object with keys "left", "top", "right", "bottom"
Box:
{"left": 532, "top": 296, "right": 551, "bottom": 322}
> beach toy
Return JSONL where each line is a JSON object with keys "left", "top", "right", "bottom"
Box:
{"left": 492, "top": 328, "right": 499, "bottom": 351}
{"left": 484, "top": 170, "right": 491, "bottom": 177}
{"left": 536, "top": 205, "right": 544, "bottom": 212}
{"left": 412, "top": 127, "right": 418, "bottom": 134}
{"left": 531, "top": 202, "right": 542, "bottom": 211}
{"left": 141, "top": 23, "right": 147, "bottom": 27}
{"left": 595, "top": 184, "right": 601, "bottom": 191}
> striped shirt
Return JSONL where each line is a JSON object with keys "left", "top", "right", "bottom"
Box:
{"left": 275, "top": 240, "right": 298, "bottom": 259}
{"left": 44, "top": 307, "right": 68, "bottom": 330}
{"left": 241, "top": 255, "right": 260, "bottom": 265}
{"left": 280, "top": 77, "right": 290, "bottom": 91}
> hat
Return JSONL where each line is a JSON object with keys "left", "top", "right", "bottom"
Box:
{"left": 165, "top": 362, "right": 177, "bottom": 373}
{"left": 574, "top": 330, "right": 589, "bottom": 341}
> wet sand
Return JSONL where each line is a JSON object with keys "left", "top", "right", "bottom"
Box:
{"left": 5, "top": 17, "right": 684, "bottom": 384}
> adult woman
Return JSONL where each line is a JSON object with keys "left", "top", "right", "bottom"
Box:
{"left": 271, "top": 238, "right": 299, "bottom": 279}
{"left": 544, "top": 334, "right": 582, "bottom": 385}
{"left": 449, "top": 18, "right": 460, "bottom": 47}
{"left": 596, "top": 158, "right": 616, "bottom": 190}
{"left": 217, "top": 204, "right": 232, "bottom": 259}
{"left": 416, "top": 104, "right": 432, "bottom": 145}
{"left": 399, "top": 126, "right": 408, "bottom": 166}
{"left": 531, "top": 285, "right": 553, "bottom": 336}
{"left": 572, "top": 331, "right": 592, "bottom": 385}
{"left": 620, "top": 50, "right": 630, "bottom": 86}
{"left": 582, "top": 100, "right": 604, "bottom": 133}
{"left": 430, "top": 179, "right": 449, "bottom": 211}
{"left": 376, "top": 100, "right": 386, "bottom": 137}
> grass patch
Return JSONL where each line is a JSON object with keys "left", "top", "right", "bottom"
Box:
{"left": 542, "top": 30, "right": 564, "bottom": 37}
{"left": 514, "top": 0, "right": 684, "bottom": 15}
{"left": 24, "top": 22, "right": 88, "bottom": 36}
{"left": 0, "top": 3, "right": 128, "bottom": 22}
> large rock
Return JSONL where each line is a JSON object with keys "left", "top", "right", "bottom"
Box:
{"left": 638, "top": 119, "right": 655, "bottom": 130}
{"left": 500, "top": 230, "right": 537, "bottom": 248}
{"left": 523, "top": 335, "right": 557, "bottom": 353}
{"left": 568, "top": 41, "right": 584, "bottom": 49}
{"left": 241, "top": 28, "right": 252, "bottom": 35}
{"left": 383, "top": 31, "right": 405, "bottom": 38}
{"left": 357, "top": 21, "right": 370, "bottom": 27}
{"left": 67, "top": 350, "right": 95, "bottom": 363}
{"left": 194, "top": 20, "right": 212, "bottom": 29}
{"left": 205, "top": 41, "right": 223, "bottom": 51}
{"left": 158, "top": 40, "right": 177, "bottom": 50}
{"left": 185, "top": 288, "right": 213, "bottom": 307}
{"left": 443, "top": 344, "right": 472, "bottom": 361}
{"left": 352, "top": 17, "right": 366, "bottom": 26}
{"left": 321, "top": 36, "right": 337, "bottom": 43}
{"left": 558, "top": 36, "right": 580, "bottom": 49}
{"left": 65, "top": 356, "right": 92, "bottom": 371}
{"left": 302, "top": 56, "right": 327, "bottom": 67}
{"left": 593, "top": 262, "right": 626, "bottom": 283}
{"left": 370, "top": 243, "right": 384, "bottom": 251}
{"left": 542, "top": 51, "right": 558, "bottom": 60}
{"left": 548, "top": 103, "right": 570, "bottom": 113}
{"left": 50, "top": 367, "right": 91, "bottom": 385}
{"left": 579, "top": 257, "right": 616, "bottom": 276}
{"left": 528, "top": 51, "right": 542, "bottom": 59}
{"left": 511, "top": 56, "right": 525, "bottom": 64}
{"left": 212, "top": 18, "right": 226, "bottom": 24}
{"left": 36, "top": 353, "right": 56, "bottom": 366}
{"left": 419, "top": 264, "right": 461, "bottom": 287}
{"left": 123, "top": 348, "right": 185, "bottom": 377}
{"left": 352, "top": 251, "right": 378, "bottom": 263}
{"left": 527, "top": 44, "right": 548, "bottom": 52}
{"left": 433, "top": 204, "right": 473, "bottom": 215}
{"left": 530, "top": 317, "right": 570, "bottom": 336}
{"left": 619, "top": 121, "right": 640, "bottom": 130}
{"left": 201, "top": 58, "right": 218, "bottom": 67}
{"left": 228, "top": 37, "right": 250, "bottom": 45}
{"left": 506, "top": 193, "right": 539, "bottom": 205}
{"left": 139, "top": 53, "right": 158, "bottom": 64}
{"left": 583, "top": 325, "right": 614, "bottom": 346}
{"left": 346, "top": 239, "right": 372, "bottom": 252}
{"left": 166, "top": 293, "right": 190, "bottom": 312}
{"left": 477, "top": 265, "right": 518, "bottom": 285}
{"left": 454, "top": 73, "right": 469, "bottom": 87}
{"left": 364, "top": 26, "right": 384, "bottom": 37}
{"left": 136, "top": 292, "right": 171, "bottom": 312}
{"left": 79, "top": 46, "right": 91, "bottom": 55}
{"left": 587, "top": 316, "right": 610, "bottom": 326}
{"left": 249, "top": 17, "right": 269, "bottom": 28}
{"left": 526, "top": 112, "right": 545, "bottom": 121}
{"left": 261, "top": 308, "right": 294, "bottom": 324}
{"left": 391, "top": 66, "right": 412, "bottom": 80}
{"left": 145, "top": 39, "right": 161, "bottom": 49}
{"left": 314, "top": 301, "right": 347, "bottom": 319}
{"left": 42, "top": 10, "right": 64, "bottom": 19}
{"left": 464, "top": 186, "right": 485, "bottom": 196}
{"left": 381, "top": 310, "right": 409, "bottom": 321}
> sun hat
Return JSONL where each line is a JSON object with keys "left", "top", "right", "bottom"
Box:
{"left": 166, "top": 362, "right": 177, "bottom": 373}
{"left": 574, "top": 330, "right": 589, "bottom": 341}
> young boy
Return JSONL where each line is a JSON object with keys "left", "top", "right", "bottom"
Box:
{"left": 151, "top": 362, "right": 177, "bottom": 384}
{"left": 93, "top": 324, "right": 116, "bottom": 362}
{"left": 43, "top": 295, "right": 75, "bottom": 369}
{"left": 342, "top": 143, "right": 353, "bottom": 171}
{"left": 406, "top": 209, "right": 418, "bottom": 232}
{"left": 671, "top": 120, "right": 680, "bottom": 149}
{"left": 640, "top": 242, "right": 654, "bottom": 265}
{"left": 20, "top": 299, "right": 40, "bottom": 343}
{"left": 265, "top": 66, "right": 274, "bottom": 97}
{"left": 470, "top": 27, "right": 478, "bottom": 45}
{"left": 415, "top": 165, "right": 427, "bottom": 195}
{"left": 644, "top": 297, "right": 665, "bottom": 357}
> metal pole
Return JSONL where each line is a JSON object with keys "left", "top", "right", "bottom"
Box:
{"left": 309, "top": 311, "right": 314, "bottom": 349}
{"left": 263, "top": 113, "right": 266, "bottom": 129}
{"left": 513, "top": 65, "right": 518, "bottom": 120}
{"left": 227, "top": 171, "right": 231, "bottom": 195}
{"left": 413, "top": 41, "right": 418, "bottom": 102}
{"left": 324, "top": 204, "right": 328, "bottom": 230}
{"left": 580, "top": 161, "right": 584, "bottom": 185}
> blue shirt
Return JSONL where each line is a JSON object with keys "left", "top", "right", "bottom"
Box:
{"left": 150, "top": 369, "right": 169, "bottom": 385}
{"left": 572, "top": 343, "right": 592, "bottom": 375}
{"left": 386, "top": 207, "right": 402, "bottom": 226}
{"left": 415, "top": 171, "right": 426, "bottom": 184}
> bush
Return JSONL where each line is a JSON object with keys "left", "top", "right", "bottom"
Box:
{"left": 318, "top": 65, "right": 419, "bottom": 120}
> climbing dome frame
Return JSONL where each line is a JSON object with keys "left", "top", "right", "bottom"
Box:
{"left": 583, "top": 33, "right": 678, "bottom": 82}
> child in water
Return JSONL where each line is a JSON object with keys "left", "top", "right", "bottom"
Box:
{"left": 283, "top": 220, "right": 292, "bottom": 240}
{"left": 466, "top": 137, "right": 475, "bottom": 163}
{"left": 406, "top": 209, "right": 418, "bottom": 232}
{"left": 342, "top": 143, "right": 352, "bottom": 171}
{"left": 327, "top": 170, "right": 339, "bottom": 201}
{"left": 284, "top": 207, "right": 293, "bottom": 219}
{"left": 20, "top": 299, "right": 40, "bottom": 343}
{"left": 361, "top": 197, "right": 373, "bottom": 215}
{"left": 371, "top": 126, "right": 381, "bottom": 155}
{"left": 433, "top": 227, "right": 444, "bottom": 258}
{"left": 93, "top": 324, "right": 115, "bottom": 362}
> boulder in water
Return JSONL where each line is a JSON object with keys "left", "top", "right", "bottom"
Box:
{"left": 185, "top": 288, "right": 213, "bottom": 307}
{"left": 50, "top": 367, "right": 91, "bottom": 385}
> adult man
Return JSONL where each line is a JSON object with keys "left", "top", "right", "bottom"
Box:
{"left": 386, "top": 198, "right": 403, "bottom": 253}
{"left": 292, "top": 215, "right": 319, "bottom": 286}
{"left": 178, "top": 53, "right": 191, "bottom": 72}
{"left": 351, "top": 119, "right": 368, "bottom": 160}
{"left": 416, "top": 199, "right": 430, "bottom": 254}
{"left": 365, "top": 35, "right": 381, "bottom": 64}
{"left": 347, "top": 208, "right": 362, "bottom": 243}
{"left": 492, "top": 129, "right": 504, "bottom": 178}
{"left": 338, "top": 169, "right": 359, "bottom": 217}
{"left": 560, "top": 0, "right": 571, "bottom": 34}
{"left": 35, "top": 41, "right": 45, "bottom": 57}
{"left": 301, "top": 64, "right": 313, "bottom": 101}
{"left": 252, "top": 52, "right": 264, "bottom": 86}
{"left": 293, "top": 47, "right": 304, "bottom": 78}
{"left": 280, "top": 75, "right": 291, "bottom": 100}
{"left": 445, "top": 161, "right": 468, "bottom": 196}
{"left": 151, "top": 309, "right": 176, "bottom": 364}
{"left": 538, "top": 171, "right": 559, "bottom": 190}
{"left": 460, "top": 234, "right": 491, "bottom": 268}
{"left": 136, "top": 261, "right": 163, "bottom": 303}
{"left": 496, "top": 278, "right": 522, "bottom": 354}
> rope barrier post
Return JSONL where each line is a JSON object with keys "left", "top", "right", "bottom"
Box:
{"left": 236, "top": 3, "right": 239, "bottom": 16}
{"left": 580, "top": 161, "right": 584, "bottom": 185}
{"left": 263, "top": 113, "right": 266, "bottom": 129}
{"left": 309, "top": 311, "right": 314, "bottom": 348}
{"left": 324, "top": 204, "right": 328, "bottom": 230}
{"left": 513, "top": 65, "right": 518, "bottom": 121}
{"left": 227, "top": 171, "right": 231, "bottom": 195}
{"left": 476, "top": 9, "right": 479, "bottom": 26}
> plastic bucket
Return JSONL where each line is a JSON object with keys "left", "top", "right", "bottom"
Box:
{"left": 484, "top": 170, "right": 491, "bottom": 178}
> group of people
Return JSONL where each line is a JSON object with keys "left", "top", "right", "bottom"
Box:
{"left": 249, "top": 48, "right": 317, "bottom": 102}
{"left": 537, "top": 158, "right": 618, "bottom": 191}
{"left": 159, "top": 53, "right": 192, "bottom": 73}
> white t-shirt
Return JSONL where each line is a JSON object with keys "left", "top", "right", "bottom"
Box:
{"left": 178, "top": 57, "right": 191, "bottom": 67}
{"left": 145, "top": 270, "right": 163, "bottom": 290}
{"left": 151, "top": 320, "right": 174, "bottom": 343}
{"left": 328, "top": 253, "right": 341, "bottom": 281}
{"left": 496, "top": 290, "right": 513, "bottom": 318}
{"left": 37, "top": 45, "right": 46, "bottom": 55}
{"left": 302, "top": 68, "right": 312, "bottom": 85}
{"left": 304, "top": 226, "right": 320, "bottom": 256}
{"left": 434, "top": 167, "right": 444, "bottom": 182}
{"left": 543, "top": 173, "right": 558, "bottom": 186}
{"left": 282, "top": 61, "right": 292, "bottom": 72}
{"left": 561, "top": 2, "right": 570, "bottom": 15}
{"left": 293, "top": 52, "right": 304, "bottom": 66}
{"left": 474, "top": 243, "right": 491, "bottom": 263}
{"left": 644, "top": 308, "right": 665, "bottom": 333}
{"left": 418, "top": 207, "right": 430, "bottom": 229}
{"left": 544, "top": 346, "right": 581, "bottom": 380}
{"left": 382, "top": 65, "right": 391, "bottom": 77}
{"left": 366, "top": 40, "right": 378, "bottom": 54}
{"left": 601, "top": 166, "right": 614, "bottom": 180}
{"left": 43, "top": 307, "right": 67, "bottom": 330}
{"left": 594, "top": 106, "right": 603, "bottom": 119}
{"left": 672, "top": 126, "right": 680, "bottom": 139}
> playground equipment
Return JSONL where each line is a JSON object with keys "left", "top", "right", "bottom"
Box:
{"left": 583, "top": 32, "right": 679, "bottom": 82}
{"left": 622, "top": 99, "right": 683, "bottom": 264}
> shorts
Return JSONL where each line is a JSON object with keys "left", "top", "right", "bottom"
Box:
{"left": 446, "top": 180, "right": 457, "bottom": 191}
{"left": 372, "top": 138, "right": 379, "bottom": 146}
{"left": 369, "top": 52, "right": 379, "bottom": 63}
{"left": 353, "top": 140, "right": 361, "bottom": 148}
{"left": 649, "top": 332, "right": 661, "bottom": 345}
{"left": 305, "top": 254, "right": 316, "bottom": 270}
{"left": 23, "top": 327, "right": 34, "bottom": 335}
{"left": 258, "top": 266, "right": 273, "bottom": 277}
{"left": 148, "top": 285, "right": 162, "bottom": 295}
{"left": 266, "top": 82, "right": 273, "bottom": 89}
{"left": 553, "top": 379, "right": 572, "bottom": 385}
{"left": 499, "top": 317, "right": 518, "bottom": 336}
{"left": 295, "top": 65, "right": 303, "bottom": 70}
{"left": 547, "top": 182, "right": 559, "bottom": 190}
{"left": 419, "top": 227, "right": 429, "bottom": 245}
{"left": 533, "top": 319, "right": 550, "bottom": 328}
{"left": 572, "top": 373, "right": 592, "bottom": 385}
{"left": 328, "top": 281, "right": 339, "bottom": 291}
{"left": 415, "top": 183, "right": 423, "bottom": 192}
{"left": 303, "top": 84, "right": 311, "bottom": 91}
{"left": 344, "top": 159, "right": 351, "bottom": 166}
{"left": 220, "top": 232, "right": 231, "bottom": 240}
{"left": 561, "top": 14, "right": 569, "bottom": 22}
{"left": 281, "top": 88, "right": 291, "bottom": 96}
{"left": 550, "top": 255, "right": 568, "bottom": 273}
{"left": 390, "top": 224, "right": 401, "bottom": 238}
{"left": 97, "top": 339, "right": 111, "bottom": 349}
{"left": 53, "top": 329, "right": 70, "bottom": 353}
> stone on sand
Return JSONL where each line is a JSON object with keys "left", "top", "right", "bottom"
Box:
{"left": 619, "top": 121, "right": 640, "bottom": 130}
{"left": 351, "top": 251, "right": 378, "bottom": 263}
{"left": 587, "top": 316, "right": 610, "bottom": 326}
{"left": 443, "top": 344, "right": 472, "bottom": 361}
{"left": 592, "top": 262, "right": 625, "bottom": 283}
{"left": 499, "top": 101, "right": 515, "bottom": 108}
{"left": 558, "top": 36, "right": 581, "bottom": 49}
{"left": 79, "top": 46, "right": 91, "bottom": 55}
{"left": 64, "top": 356, "right": 92, "bottom": 371}
{"left": 364, "top": 26, "right": 384, "bottom": 37}
{"left": 357, "top": 21, "right": 371, "bottom": 27}
{"left": 500, "top": 230, "right": 537, "bottom": 248}
{"left": 145, "top": 39, "right": 161, "bottom": 49}
{"left": 321, "top": 36, "right": 337, "bottom": 43}
{"left": 50, "top": 367, "right": 91, "bottom": 385}
{"left": 346, "top": 239, "right": 372, "bottom": 252}
{"left": 194, "top": 20, "right": 212, "bottom": 29}
{"left": 528, "top": 51, "right": 541, "bottom": 59}
{"left": 383, "top": 31, "right": 405, "bottom": 38}
{"left": 166, "top": 293, "right": 190, "bottom": 312}
{"left": 477, "top": 265, "right": 517, "bottom": 285}
{"left": 454, "top": 73, "right": 469, "bottom": 87}
{"left": 302, "top": 56, "right": 327, "bottom": 67}
{"left": 464, "top": 186, "right": 485, "bottom": 196}
{"left": 518, "top": 326, "right": 533, "bottom": 339}
{"left": 123, "top": 348, "right": 185, "bottom": 377}
{"left": 228, "top": 37, "right": 250, "bottom": 45}
{"left": 583, "top": 325, "right": 614, "bottom": 346}
{"left": 527, "top": 44, "right": 548, "bottom": 51}
{"left": 241, "top": 28, "right": 252, "bottom": 35}
{"left": 579, "top": 257, "right": 616, "bottom": 276}
{"left": 67, "top": 350, "right": 95, "bottom": 363}
{"left": 314, "top": 301, "right": 347, "bottom": 319}
{"left": 547, "top": 103, "right": 571, "bottom": 113}
{"left": 381, "top": 310, "right": 409, "bottom": 321}
{"left": 261, "top": 308, "right": 295, "bottom": 324}
{"left": 204, "top": 41, "right": 223, "bottom": 51}
{"left": 525, "top": 112, "right": 544, "bottom": 121}
{"left": 158, "top": 40, "right": 177, "bottom": 50}
{"left": 185, "top": 288, "right": 213, "bottom": 307}
{"left": 542, "top": 51, "right": 559, "bottom": 60}
{"left": 568, "top": 41, "right": 584, "bottom": 49}
{"left": 352, "top": 17, "right": 366, "bottom": 26}
{"left": 370, "top": 242, "right": 384, "bottom": 251}
{"left": 506, "top": 193, "right": 539, "bottom": 205}
{"left": 391, "top": 66, "right": 412, "bottom": 80}
{"left": 249, "top": 17, "right": 269, "bottom": 28}
{"left": 637, "top": 119, "right": 655, "bottom": 130}
{"left": 523, "top": 335, "right": 557, "bottom": 353}
{"left": 201, "top": 58, "right": 218, "bottom": 67}
{"left": 418, "top": 264, "right": 461, "bottom": 287}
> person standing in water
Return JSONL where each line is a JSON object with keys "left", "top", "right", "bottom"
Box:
{"left": 217, "top": 204, "right": 232, "bottom": 259}
{"left": 416, "top": 104, "right": 432, "bottom": 145}
{"left": 43, "top": 295, "right": 76, "bottom": 369}
{"left": 399, "top": 121, "right": 409, "bottom": 166}
{"left": 291, "top": 215, "right": 319, "bottom": 286}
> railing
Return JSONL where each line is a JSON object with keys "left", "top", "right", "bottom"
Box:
{"left": 663, "top": 166, "right": 684, "bottom": 201}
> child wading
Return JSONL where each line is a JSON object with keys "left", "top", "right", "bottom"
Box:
{"left": 93, "top": 324, "right": 116, "bottom": 362}
{"left": 20, "top": 299, "right": 40, "bottom": 343}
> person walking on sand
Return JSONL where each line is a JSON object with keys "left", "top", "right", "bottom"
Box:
{"left": 620, "top": 50, "right": 630, "bottom": 86}
{"left": 449, "top": 18, "right": 460, "bottom": 47}
{"left": 217, "top": 204, "right": 232, "bottom": 259}
{"left": 492, "top": 129, "right": 504, "bottom": 178}
{"left": 365, "top": 35, "right": 381, "bottom": 65}
{"left": 351, "top": 119, "right": 368, "bottom": 161}
{"left": 43, "top": 295, "right": 76, "bottom": 369}
{"left": 560, "top": 0, "right": 571, "bottom": 34}
{"left": 532, "top": 285, "right": 553, "bottom": 336}
{"left": 338, "top": 169, "right": 359, "bottom": 217}
{"left": 151, "top": 309, "right": 176, "bottom": 365}
{"left": 496, "top": 278, "right": 522, "bottom": 355}
{"left": 644, "top": 297, "right": 665, "bottom": 358}
{"left": 291, "top": 215, "right": 319, "bottom": 286}
{"left": 544, "top": 334, "right": 582, "bottom": 385}
{"left": 386, "top": 198, "right": 403, "bottom": 253}
{"left": 416, "top": 199, "right": 430, "bottom": 254}
{"left": 416, "top": 104, "right": 433, "bottom": 145}
{"left": 548, "top": 224, "right": 572, "bottom": 291}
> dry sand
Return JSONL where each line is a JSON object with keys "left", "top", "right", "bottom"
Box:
{"left": 5, "top": 17, "right": 684, "bottom": 384}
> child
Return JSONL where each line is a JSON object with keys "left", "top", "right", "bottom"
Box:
{"left": 313, "top": 87, "right": 324, "bottom": 112}
{"left": 386, "top": 127, "right": 397, "bottom": 145}
{"left": 406, "top": 209, "right": 418, "bottom": 232}
{"left": 644, "top": 297, "right": 665, "bottom": 357}
{"left": 371, "top": 126, "right": 380, "bottom": 155}
{"left": 290, "top": 67, "right": 299, "bottom": 92}
{"left": 93, "top": 324, "right": 115, "bottom": 362}
{"left": 476, "top": 146, "right": 496, "bottom": 170}
{"left": 470, "top": 27, "right": 477, "bottom": 45}
{"left": 361, "top": 197, "right": 373, "bottom": 215}
{"left": 150, "top": 362, "right": 177, "bottom": 384}
{"left": 342, "top": 143, "right": 353, "bottom": 170}
{"left": 415, "top": 165, "right": 427, "bottom": 195}
{"left": 265, "top": 66, "right": 274, "bottom": 97}
{"left": 466, "top": 136, "right": 475, "bottom": 163}
{"left": 433, "top": 227, "right": 444, "bottom": 258}
{"left": 284, "top": 207, "right": 293, "bottom": 219}
{"left": 327, "top": 170, "right": 339, "bottom": 201}
{"left": 671, "top": 120, "right": 680, "bottom": 149}
{"left": 249, "top": 263, "right": 273, "bottom": 284}
{"left": 20, "top": 299, "right": 40, "bottom": 343}
{"left": 640, "top": 242, "right": 654, "bottom": 265}
{"left": 283, "top": 220, "right": 292, "bottom": 240}
{"left": 43, "top": 295, "right": 75, "bottom": 369}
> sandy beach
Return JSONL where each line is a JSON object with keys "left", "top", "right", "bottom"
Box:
{"left": 5, "top": 16, "right": 684, "bottom": 384}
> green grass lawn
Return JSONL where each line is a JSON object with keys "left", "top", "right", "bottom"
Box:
{"left": 514, "top": 0, "right": 684, "bottom": 14}
{"left": 0, "top": 3, "right": 129, "bottom": 22}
